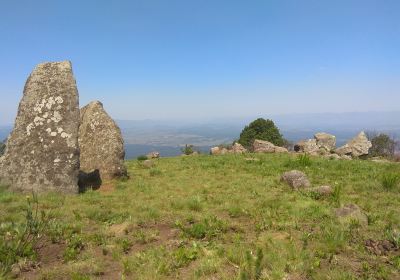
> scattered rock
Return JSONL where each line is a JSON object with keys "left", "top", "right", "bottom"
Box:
{"left": 310, "top": 185, "right": 333, "bottom": 196}
{"left": 281, "top": 170, "right": 311, "bottom": 189}
{"left": 147, "top": 151, "right": 160, "bottom": 159}
{"left": 79, "top": 101, "right": 127, "bottom": 180}
{"left": 0, "top": 61, "right": 80, "bottom": 193}
{"left": 335, "top": 204, "right": 368, "bottom": 226}
{"left": 365, "top": 239, "right": 398, "bottom": 256}
{"left": 335, "top": 131, "right": 372, "bottom": 157}
{"left": 253, "top": 139, "right": 288, "bottom": 153}
{"left": 231, "top": 143, "right": 247, "bottom": 154}
{"left": 142, "top": 160, "right": 155, "bottom": 168}
{"left": 314, "top": 132, "right": 336, "bottom": 152}
{"left": 253, "top": 139, "right": 276, "bottom": 153}
{"left": 294, "top": 139, "right": 319, "bottom": 155}
{"left": 211, "top": 143, "right": 247, "bottom": 155}
{"left": 210, "top": 146, "right": 222, "bottom": 155}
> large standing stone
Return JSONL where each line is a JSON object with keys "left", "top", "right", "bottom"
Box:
{"left": 0, "top": 61, "right": 80, "bottom": 193}
{"left": 79, "top": 101, "right": 127, "bottom": 180}
{"left": 335, "top": 131, "right": 372, "bottom": 157}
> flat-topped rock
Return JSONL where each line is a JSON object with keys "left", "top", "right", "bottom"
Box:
{"left": 79, "top": 101, "right": 127, "bottom": 180}
{"left": 0, "top": 61, "right": 80, "bottom": 193}
{"left": 253, "top": 139, "right": 288, "bottom": 153}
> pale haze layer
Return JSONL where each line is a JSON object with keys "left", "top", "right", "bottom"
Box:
{"left": 0, "top": 0, "right": 399, "bottom": 124}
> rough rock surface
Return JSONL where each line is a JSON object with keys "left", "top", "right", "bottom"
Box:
{"left": 281, "top": 170, "right": 311, "bottom": 189}
{"left": 253, "top": 139, "right": 288, "bottom": 153}
{"left": 294, "top": 139, "right": 320, "bottom": 155}
{"left": 335, "top": 132, "right": 372, "bottom": 157}
{"left": 335, "top": 204, "right": 368, "bottom": 226}
{"left": 79, "top": 101, "right": 127, "bottom": 180}
{"left": 0, "top": 61, "right": 80, "bottom": 193}
{"left": 231, "top": 143, "right": 247, "bottom": 154}
{"left": 314, "top": 132, "right": 336, "bottom": 151}
{"left": 211, "top": 144, "right": 246, "bottom": 155}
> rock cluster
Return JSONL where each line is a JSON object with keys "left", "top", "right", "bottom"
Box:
{"left": 0, "top": 61, "right": 80, "bottom": 193}
{"left": 0, "top": 61, "right": 127, "bottom": 193}
{"left": 295, "top": 132, "right": 336, "bottom": 155}
{"left": 253, "top": 139, "right": 288, "bottom": 153}
{"left": 295, "top": 131, "right": 372, "bottom": 158}
{"left": 210, "top": 143, "right": 247, "bottom": 155}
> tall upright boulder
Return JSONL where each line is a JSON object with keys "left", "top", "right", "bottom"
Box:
{"left": 0, "top": 61, "right": 80, "bottom": 193}
{"left": 79, "top": 101, "right": 127, "bottom": 180}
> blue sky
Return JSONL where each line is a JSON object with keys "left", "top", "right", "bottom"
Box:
{"left": 0, "top": 0, "right": 399, "bottom": 124}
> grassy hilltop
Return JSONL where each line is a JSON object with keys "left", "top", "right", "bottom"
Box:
{"left": 1, "top": 153, "right": 399, "bottom": 279}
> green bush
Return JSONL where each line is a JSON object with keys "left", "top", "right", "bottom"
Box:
{"left": 238, "top": 118, "right": 285, "bottom": 149}
{"left": 368, "top": 133, "right": 398, "bottom": 158}
{"left": 137, "top": 155, "right": 148, "bottom": 161}
{"left": 181, "top": 144, "right": 197, "bottom": 155}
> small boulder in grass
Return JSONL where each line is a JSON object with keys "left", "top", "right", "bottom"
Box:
{"left": 335, "top": 204, "right": 368, "bottom": 226}
{"left": 310, "top": 185, "right": 333, "bottom": 196}
{"left": 281, "top": 170, "right": 311, "bottom": 189}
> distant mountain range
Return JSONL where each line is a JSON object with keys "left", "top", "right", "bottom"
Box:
{"left": 2, "top": 111, "right": 400, "bottom": 159}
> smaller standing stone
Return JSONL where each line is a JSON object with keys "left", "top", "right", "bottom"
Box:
{"left": 79, "top": 101, "right": 127, "bottom": 180}
{"left": 281, "top": 170, "right": 311, "bottom": 189}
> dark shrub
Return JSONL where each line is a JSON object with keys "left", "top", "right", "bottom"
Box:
{"left": 238, "top": 118, "right": 285, "bottom": 149}
{"left": 367, "top": 132, "right": 398, "bottom": 158}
